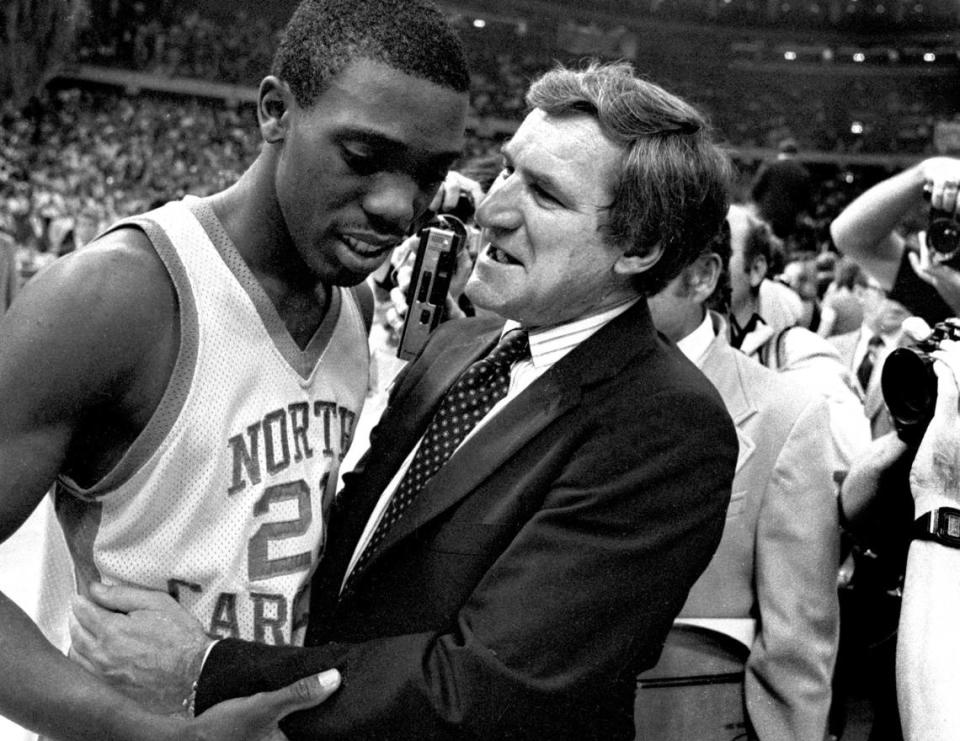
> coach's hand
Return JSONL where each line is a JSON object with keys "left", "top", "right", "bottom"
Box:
{"left": 70, "top": 582, "right": 212, "bottom": 714}
{"left": 177, "top": 669, "right": 341, "bottom": 741}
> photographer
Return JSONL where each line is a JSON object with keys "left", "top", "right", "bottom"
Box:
{"left": 896, "top": 337, "right": 960, "bottom": 741}
{"left": 836, "top": 320, "right": 960, "bottom": 740}
{"left": 830, "top": 157, "right": 960, "bottom": 325}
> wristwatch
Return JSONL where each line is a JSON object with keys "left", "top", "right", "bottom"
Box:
{"left": 912, "top": 508, "right": 960, "bottom": 548}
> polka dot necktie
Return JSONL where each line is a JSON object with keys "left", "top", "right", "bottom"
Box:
{"left": 344, "top": 329, "right": 530, "bottom": 591}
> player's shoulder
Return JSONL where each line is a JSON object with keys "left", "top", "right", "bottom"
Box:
{"left": 33, "top": 225, "right": 169, "bottom": 306}
{"left": 3, "top": 225, "right": 177, "bottom": 359}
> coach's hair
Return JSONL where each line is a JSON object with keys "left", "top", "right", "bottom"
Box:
{"left": 526, "top": 61, "right": 733, "bottom": 296}
{"left": 272, "top": 0, "right": 471, "bottom": 109}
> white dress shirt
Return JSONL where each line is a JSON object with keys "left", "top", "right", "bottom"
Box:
{"left": 675, "top": 311, "right": 714, "bottom": 365}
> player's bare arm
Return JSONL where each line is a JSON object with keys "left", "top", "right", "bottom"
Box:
{"left": 0, "top": 228, "right": 181, "bottom": 737}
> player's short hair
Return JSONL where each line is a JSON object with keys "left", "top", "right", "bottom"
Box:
{"left": 272, "top": 0, "right": 471, "bottom": 109}
{"left": 526, "top": 61, "right": 732, "bottom": 296}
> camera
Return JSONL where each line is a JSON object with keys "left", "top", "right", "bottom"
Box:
{"left": 881, "top": 317, "right": 960, "bottom": 444}
{"left": 922, "top": 183, "right": 960, "bottom": 268}
{"left": 396, "top": 214, "right": 467, "bottom": 361}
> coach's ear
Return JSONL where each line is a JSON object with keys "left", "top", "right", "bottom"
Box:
{"left": 258, "top": 76, "right": 292, "bottom": 144}
{"left": 614, "top": 242, "right": 664, "bottom": 276}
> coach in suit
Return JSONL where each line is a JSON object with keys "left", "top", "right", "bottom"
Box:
{"left": 69, "top": 62, "right": 736, "bottom": 740}
{"left": 647, "top": 220, "right": 840, "bottom": 741}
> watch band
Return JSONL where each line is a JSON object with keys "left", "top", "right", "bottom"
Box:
{"left": 912, "top": 507, "right": 960, "bottom": 548}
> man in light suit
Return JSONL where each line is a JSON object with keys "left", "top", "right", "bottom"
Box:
{"left": 829, "top": 277, "right": 911, "bottom": 440}
{"left": 65, "top": 62, "right": 737, "bottom": 740}
{"left": 646, "top": 215, "right": 841, "bottom": 741}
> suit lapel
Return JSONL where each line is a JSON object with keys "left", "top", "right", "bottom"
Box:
{"left": 362, "top": 299, "right": 658, "bottom": 572}
{"left": 834, "top": 329, "right": 861, "bottom": 372}
{"left": 699, "top": 314, "right": 758, "bottom": 475}
{"left": 377, "top": 368, "right": 577, "bottom": 553}
{"left": 307, "top": 323, "right": 502, "bottom": 628}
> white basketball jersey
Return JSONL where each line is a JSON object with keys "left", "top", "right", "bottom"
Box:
{"left": 55, "top": 197, "right": 369, "bottom": 646}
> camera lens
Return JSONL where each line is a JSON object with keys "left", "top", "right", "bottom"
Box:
{"left": 881, "top": 347, "right": 938, "bottom": 441}
{"left": 928, "top": 216, "right": 960, "bottom": 260}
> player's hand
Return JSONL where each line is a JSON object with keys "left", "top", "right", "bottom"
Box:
{"left": 173, "top": 669, "right": 341, "bottom": 741}
{"left": 910, "top": 339, "right": 960, "bottom": 514}
{"left": 69, "top": 582, "right": 212, "bottom": 714}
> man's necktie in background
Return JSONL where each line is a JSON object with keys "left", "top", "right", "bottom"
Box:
{"left": 857, "top": 335, "right": 884, "bottom": 391}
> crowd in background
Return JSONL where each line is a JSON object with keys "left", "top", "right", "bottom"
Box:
{"left": 3, "top": 0, "right": 951, "bottom": 292}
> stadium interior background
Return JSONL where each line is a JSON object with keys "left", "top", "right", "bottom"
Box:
{"left": 1, "top": 0, "right": 958, "bottom": 270}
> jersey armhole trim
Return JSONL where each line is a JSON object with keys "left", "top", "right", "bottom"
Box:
{"left": 57, "top": 215, "right": 200, "bottom": 499}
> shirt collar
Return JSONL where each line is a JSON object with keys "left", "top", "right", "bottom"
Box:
{"left": 676, "top": 310, "right": 715, "bottom": 365}
{"left": 502, "top": 298, "right": 641, "bottom": 370}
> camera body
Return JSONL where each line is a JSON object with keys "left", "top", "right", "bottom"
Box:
{"left": 396, "top": 215, "right": 466, "bottom": 361}
{"left": 881, "top": 317, "right": 960, "bottom": 444}
{"left": 922, "top": 183, "right": 960, "bottom": 268}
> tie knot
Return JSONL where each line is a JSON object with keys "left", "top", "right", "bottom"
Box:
{"left": 487, "top": 329, "right": 530, "bottom": 368}
{"left": 868, "top": 335, "right": 884, "bottom": 349}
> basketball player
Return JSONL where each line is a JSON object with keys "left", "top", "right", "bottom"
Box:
{"left": 0, "top": 1, "right": 470, "bottom": 738}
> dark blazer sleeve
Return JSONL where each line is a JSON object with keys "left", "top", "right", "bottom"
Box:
{"left": 196, "top": 366, "right": 736, "bottom": 740}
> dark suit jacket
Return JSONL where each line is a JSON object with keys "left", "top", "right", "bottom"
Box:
{"left": 196, "top": 299, "right": 737, "bottom": 740}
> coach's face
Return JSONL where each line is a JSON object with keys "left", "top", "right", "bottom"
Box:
{"left": 263, "top": 58, "right": 468, "bottom": 286}
{"left": 466, "top": 109, "right": 653, "bottom": 328}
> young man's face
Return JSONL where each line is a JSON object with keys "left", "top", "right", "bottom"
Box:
{"left": 465, "top": 109, "right": 637, "bottom": 328}
{"left": 273, "top": 59, "right": 468, "bottom": 286}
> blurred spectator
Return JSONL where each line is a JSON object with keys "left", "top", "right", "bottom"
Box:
{"left": 757, "top": 276, "right": 805, "bottom": 332}
{"left": 726, "top": 204, "right": 870, "bottom": 472}
{"left": 646, "top": 223, "right": 840, "bottom": 741}
{"left": 0, "top": 230, "right": 17, "bottom": 312}
{"left": 780, "top": 255, "right": 821, "bottom": 330}
{"left": 818, "top": 257, "right": 867, "bottom": 338}
{"left": 750, "top": 137, "right": 814, "bottom": 240}
{"left": 59, "top": 206, "right": 105, "bottom": 256}
{"left": 829, "top": 278, "right": 911, "bottom": 438}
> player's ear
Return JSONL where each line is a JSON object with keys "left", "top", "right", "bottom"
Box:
{"left": 258, "top": 76, "right": 292, "bottom": 144}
